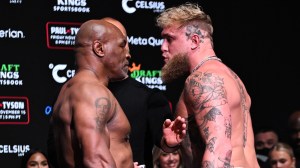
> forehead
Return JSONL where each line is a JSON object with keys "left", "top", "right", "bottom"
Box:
{"left": 270, "top": 150, "right": 291, "bottom": 159}
{"left": 107, "top": 27, "right": 126, "bottom": 44}
{"left": 29, "top": 152, "right": 46, "bottom": 160}
{"left": 161, "top": 24, "right": 184, "bottom": 37}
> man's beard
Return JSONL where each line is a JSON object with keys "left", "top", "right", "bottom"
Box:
{"left": 161, "top": 53, "right": 190, "bottom": 84}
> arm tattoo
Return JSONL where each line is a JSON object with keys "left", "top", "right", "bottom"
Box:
{"left": 202, "top": 161, "right": 214, "bottom": 168}
{"left": 199, "top": 107, "right": 222, "bottom": 129}
{"left": 218, "top": 150, "right": 233, "bottom": 168}
{"left": 186, "top": 72, "right": 227, "bottom": 113}
{"left": 95, "top": 97, "right": 111, "bottom": 129}
{"left": 186, "top": 72, "right": 234, "bottom": 167}
{"left": 224, "top": 117, "right": 232, "bottom": 139}
{"left": 203, "top": 127, "right": 210, "bottom": 140}
{"left": 207, "top": 137, "right": 217, "bottom": 153}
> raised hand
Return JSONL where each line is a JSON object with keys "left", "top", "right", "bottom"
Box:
{"left": 161, "top": 116, "right": 187, "bottom": 152}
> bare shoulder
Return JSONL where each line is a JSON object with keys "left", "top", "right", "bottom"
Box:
{"left": 185, "top": 65, "right": 250, "bottom": 102}
{"left": 69, "top": 79, "right": 111, "bottom": 99}
{"left": 66, "top": 79, "right": 115, "bottom": 116}
{"left": 184, "top": 70, "right": 228, "bottom": 106}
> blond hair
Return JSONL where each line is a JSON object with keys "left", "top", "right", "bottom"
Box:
{"left": 270, "top": 142, "right": 295, "bottom": 159}
{"left": 156, "top": 2, "right": 213, "bottom": 39}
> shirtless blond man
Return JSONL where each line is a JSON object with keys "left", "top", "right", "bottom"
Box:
{"left": 156, "top": 3, "right": 259, "bottom": 168}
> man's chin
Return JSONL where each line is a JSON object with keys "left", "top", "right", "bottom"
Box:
{"left": 161, "top": 69, "right": 189, "bottom": 84}
{"left": 161, "top": 53, "right": 189, "bottom": 83}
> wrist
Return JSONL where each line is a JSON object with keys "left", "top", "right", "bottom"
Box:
{"left": 161, "top": 138, "right": 180, "bottom": 153}
{"left": 164, "top": 138, "right": 180, "bottom": 148}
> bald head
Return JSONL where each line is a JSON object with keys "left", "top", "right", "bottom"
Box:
{"left": 102, "top": 17, "right": 127, "bottom": 36}
{"left": 75, "top": 19, "right": 123, "bottom": 48}
{"left": 101, "top": 17, "right": 130, "bottom": 62}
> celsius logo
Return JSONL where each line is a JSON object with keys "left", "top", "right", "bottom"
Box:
{"left": 49, "top": 63, "right": 75, "bottom": 83}
{"left": 0, "top": 28, "right": 25, "bottom": 39}
{"left": 122, "top": 0, "right": 165, "bottom": 14}
{"left": 0, "top": 144, "right": 30, "bottom": 157}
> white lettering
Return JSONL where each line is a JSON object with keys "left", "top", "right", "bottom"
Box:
{"left": 0, "top": 29, "right": 25, "bottom": 39}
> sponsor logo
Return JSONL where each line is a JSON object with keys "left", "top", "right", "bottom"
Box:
{"left": 0, "top": 64, "right": 23, "bottom": 86}
{"left": 0, "top": 144, "right": 30, "bottom": 157}
{"left": 48, "top": 62, "right": 165, "bottom": 90}
{"left": 122, "top": 0, "right": 165, "bottom": 14}
{"left": 129, "top": 62, "right": 166, "bottom": 90}
{"left": 46, "top": 22, "right": 81, "bottom": 50}
{"left": 9, "top": 0, "right": 22, "bottom": 4}
{"left": 127, "top": 36, "right": 163, "bottom": 47}
{"left": 0, "top": 28, "right": 25, "bottom": 39}
{"left": 49, "top": 63, "right": 75, "bottom": 83}
{"left": 53, "top": 0, "right": 90, "bottom": 13}
{"left": 44, "top": 105, "right": 53, "bottom": 115}
{"left": 0, "top": 96, "right": 30, "bottom": 124}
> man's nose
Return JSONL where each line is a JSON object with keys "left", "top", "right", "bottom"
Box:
{"left": 161, "top": 40, "right": 168, "bottom": 53}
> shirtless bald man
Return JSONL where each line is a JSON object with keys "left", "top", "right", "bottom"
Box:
{"left": 156, "top": 3, "right": 259, "bottom": 168}
{"left": 51, "top": 19, "right": 133, "bottom": 168}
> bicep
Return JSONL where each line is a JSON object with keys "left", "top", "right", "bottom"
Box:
{"left": 185, "top": 72, "right": 232, "bottom": 165}
{"left": 72, "top": 92, "right": 114, "bottom": 165}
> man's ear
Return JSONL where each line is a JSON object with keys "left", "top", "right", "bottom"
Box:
{"left": 93, "top": 40, "right": 105, "bottom": 57}
{"left": 191, "top": 33, "right": 201, "bottom": 50}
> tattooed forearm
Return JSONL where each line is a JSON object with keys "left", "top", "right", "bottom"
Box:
{"left": 95, "top": 97, "right": 111, "bottom": 129}
{"left": 224, "top": 117, "right": 232, "bottom": 139}
{"left": 203, "top": 127, "right": 210, "bottom": 140}
{"left": 206, "top": 137, "right": 217, "bottom": 153}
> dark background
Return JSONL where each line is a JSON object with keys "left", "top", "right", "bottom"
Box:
{"left": 0, "top": 0, "right": 299, "bottom": 167}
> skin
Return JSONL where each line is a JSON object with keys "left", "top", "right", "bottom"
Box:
{"left": 158, "top": 151, "right": 181, "bottom": 168}
{"left": 26, "top": 152, "right": 49, "bottom": 168}
{"left": 269, "top": 150, "right": 295, "bottom": 168}
{"left": 102, "top": 17, "right": 130, "bottom": 80}
{"left": 51, "top": 19, "right": 133, "bottom": 168}
{"left": 159, "top": 17, "right": 259, "bottom": 168}
{"left": 255, "top": 131, "right": 278, "bottom": 150}
{"left": 102, "top": 17, "right": 187, "bottom": 167}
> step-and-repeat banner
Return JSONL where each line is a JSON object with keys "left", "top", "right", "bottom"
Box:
{"left": 1, "top": 0, "right": 299, "bottom": 167}
{"left": 0, "top": 0, "right": 200, "bottom": 167}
